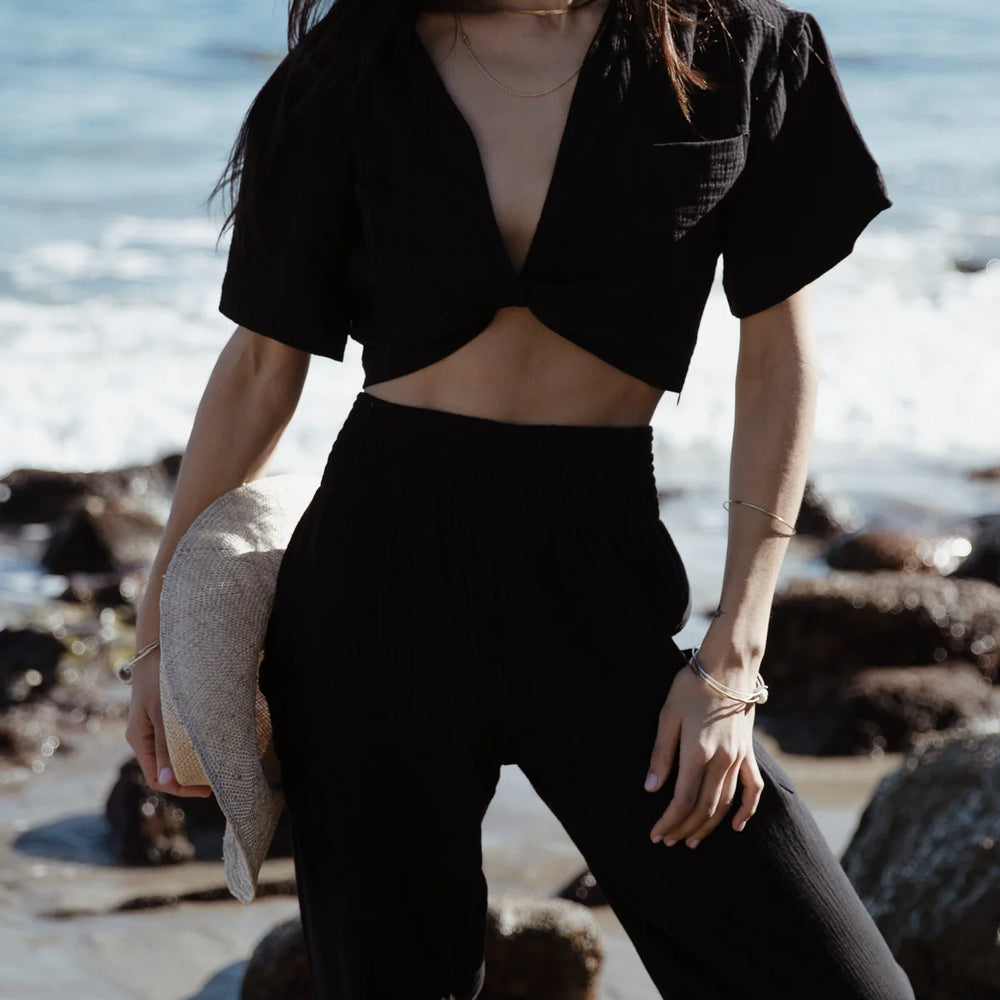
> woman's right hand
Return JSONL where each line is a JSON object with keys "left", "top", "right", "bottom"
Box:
{"left": 125, "top": 644, "right": 213, "bottom": 798}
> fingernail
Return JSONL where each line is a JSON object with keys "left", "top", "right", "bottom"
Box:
{"left": 687, "top": 839, "right": 700, "bottom": 849}
{"left": 663, "top": 839, "right": 676, "bottom": 847}
{"left": 644, "top": 772, "right": 658, "bottom": 791}
{"left": 158, "top": 766, "right": 173, "bottom": 785}
{"left": 736, "top": 820, "right": 747, "bottom": 832}
{"left": 651, "top": 834, "right": 663, "bottom": 844}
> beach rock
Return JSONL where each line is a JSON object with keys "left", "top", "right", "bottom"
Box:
{"left": 105, "top": 756, "right": 293, "bottom": 865}
{"left": 0, "top": 454, "right": 181, "bottom": 525}
{"left": 952, "top": 514, "right": 1000, "bottom": 587}
{"left": 969, "top": 464, "right": 1000, "bottom": 482}
{"left": 41, "top": 495, "right": 164, "bottom": 575}
{"left": 555, "top": 869, "right": 607, "bottom": 908}
{"left": 757, "top": 573, "right": 1000, "bottom": 754}
{"left": 241, "top": 896, "right": 604, "bottom": 1000}
{"left": 761, "top": 663, "right": 998, "bottom": 755}
{"left": 482, "top": 895, "right": 605, "bottom": 1000}
{"left": 825, "top": 531, "right": 970, "bottom": 575}
{"left": 764, "top": 572, "right": 1000, "bottom": 692}
{"left": 795, "top": 481, "right": 860, "bottom": 539}
{"left": 0, "top": 626, "right": 65, "bottom": 709}
{"left": 954, "top": 253, "right": 999, "bottom": 274}
{"left": 105, "top": 757, "right": 196, "bottom": 865}
{"left": 241, "top": 916, "right": 313, "bottom": 1000}
{"left": 841, "top": 728, "right": 1000, "bottom": 1000}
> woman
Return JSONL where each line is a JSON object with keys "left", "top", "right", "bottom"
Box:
{"left": 126, "top": 0, "right": 914, "bottom": 997}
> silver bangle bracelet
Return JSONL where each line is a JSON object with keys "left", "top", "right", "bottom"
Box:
{"left": 723, "top": 499, "right": 797, "bottom": 536}
{"left": 688, "top": 647, "right": 769, "bottom": 705}
{"left": 116, "top": 639, "right": 160, "bottom": 685}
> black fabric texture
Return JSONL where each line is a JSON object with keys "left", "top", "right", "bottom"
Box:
{"left": 218, "top": 0, "right": 891, "bottom": 389}
{"left": 258, "top": 389, "right": 915, "bottom": 1000}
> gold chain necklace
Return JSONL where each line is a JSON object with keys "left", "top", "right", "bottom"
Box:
{"left": 455, "top": 9, "right": 587, "bottom": 98}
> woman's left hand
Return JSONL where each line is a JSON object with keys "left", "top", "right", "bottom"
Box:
{"left": 643, "top": 663, "right": 764, "bottom": 848}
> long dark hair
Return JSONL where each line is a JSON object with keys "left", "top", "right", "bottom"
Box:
{"left": 208, "top": 0, "right": 715, "bottom": 249}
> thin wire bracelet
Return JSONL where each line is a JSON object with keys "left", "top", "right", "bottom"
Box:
{"left": 116, "top": 639, "right": 160, "bottom": 685}
{"left": 688, "top": 647, "right": 769, "bottom": 705}
{"left": 723, "top": 499, "right": 797, "bottom": 536}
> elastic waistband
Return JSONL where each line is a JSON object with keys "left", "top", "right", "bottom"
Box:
{"left": 321, "top": 391, "right": 660, "bottom": 522}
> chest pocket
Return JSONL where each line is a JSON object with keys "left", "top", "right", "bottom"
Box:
{"left": 634, "top": 132, "right": 748, "bottom": 239}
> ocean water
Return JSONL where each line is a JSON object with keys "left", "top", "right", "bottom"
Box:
{"left": 1, "top": 0, "right": 998, "bottom": 509}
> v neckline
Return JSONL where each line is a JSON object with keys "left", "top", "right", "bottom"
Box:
{"left": 410, "top": 0, "right": 616, "bottom": 285}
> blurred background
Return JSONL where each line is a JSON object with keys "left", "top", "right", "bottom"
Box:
{"left": 1, "top": 1, "right": 998, "bottom": 998}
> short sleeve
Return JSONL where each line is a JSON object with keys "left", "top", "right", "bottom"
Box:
{"left": 720, "top": 11, "right": 892, "bottom": 318}
{"left": 218, "top": 86, "right": 359, "bottom": 359}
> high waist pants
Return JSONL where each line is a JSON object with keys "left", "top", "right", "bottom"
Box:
{"left": 259, "top": 390, "right": 914, "bottom": 1000}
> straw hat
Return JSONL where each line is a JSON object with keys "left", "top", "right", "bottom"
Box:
{"left": 158, "top": 473, "right": 321, "bottom": 903}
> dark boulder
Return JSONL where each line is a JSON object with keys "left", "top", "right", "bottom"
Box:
{"left": 764, "top": 572, "right": 1000, "bottom": 692}
{"left": 241, "top": 916, "right": 314, "bottom": 1000}
{"left": 795, "top": 481, "right": 861, "bottom": 539}
{"left": 841, "top": 728, "right": 1000, "bottom": 1000}
{"left": 952, "top": 514, "right": 1000, "bottom": 587}
{"left": 758, "top": 573, "right": 1000, "bottom": 754}
{"left": 760, "top": 663, "right": 998, "bottom": 755}
{"left": 825, "top": 531, "right": 970, "bottom": 575}
{"left": 105, "top": 756, "right": 292, "bottom": 865}
{"left": 0, "top": 626, "right": 65, "bottom": 710}
{"left": 41, "top": 495, "right": 164, "bottom": 575}
{"left": 481, "top": 895, "right": 605, "bottom": 1000}
{"left": 241, "top": 896, "right": 604, "bottom": 1000}
{"left": 105, "top": 757, "right": 196, "bottom": 865}
{"left": 0, "top": 454, "right": 181, "bottom": 525}
{"left": 969, "top": 465, "right": 1000, "bottom": 483}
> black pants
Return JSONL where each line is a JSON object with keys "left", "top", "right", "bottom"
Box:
{"left": 259, "top": 390, "right": 914, "bottom": 1000}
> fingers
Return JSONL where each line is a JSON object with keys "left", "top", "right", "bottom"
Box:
{"left": 731, "top": 752, "right": 764, "bottom": 833}
{"left": 652, "top": 749, "right": 736, "bottom": 846}
{"left": 682, "top": 758, "right": 741, "bottom": 847}
{"left": 126, "top": 695, "right": 213, "bottom": 800}
{"left": 644, "top": 707, "right": 681, "bottom": 793}
{"left": 126, "top": 702, "right": 161, "bottom": 789}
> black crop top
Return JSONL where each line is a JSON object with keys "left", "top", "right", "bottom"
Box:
{"left": 218, "top": 0, "right": 892, "bottom": 393}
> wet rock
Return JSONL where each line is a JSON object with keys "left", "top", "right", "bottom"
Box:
{"left": 105, "top": 757, "right": 196, "bottom": 865}
{"left": 758, "top": 573, "right": 1000, "bottom": 754}
{"left": 841, "top": 727, "right": 1000, "bottom": 1000}
{"left": 825, "top": 531, "right": 971, "bottom": 575}
{"left": 0, "top": 454, "right": 180, "bottom": 525}
{"left": 795, "top": 481, "right": 861, "bottom": 539}
{"left": 760, "top": 663, "right": 999, "bottom": 755}
{"left": 41, "top": 495, "right": 164, "bottom": 575}
{"left": 482, "top": 895, "right": 605, "bottom": 1000}
{"left": 105, "top": 756, "right": 293, "bottom": 865}
{"left": 764, "top": 572, "right": 1000, "bottom": 691}
{"left": 954, "top": 253, "right": 999, "bottom": 274}
{"left": 555, "top": 869, "right": 607, "bottom": 908}
{"left": 952, "top": 514, "right": 1000, "bottom": 587}
{"left": 241, "top": 916, "right": 314, "bottom": 1000}
{"left": 0, "top": 626, "right": 65, "bottom": 709}
{"left": 969, "top": 464, "right": 1000, "bottom": 482}
{"left": 241, "top": 896, "right": 605, "bottom": 1000}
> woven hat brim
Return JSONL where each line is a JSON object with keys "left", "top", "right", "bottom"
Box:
{"left": 159, "top": 473, "right": 322, "bottom": 903}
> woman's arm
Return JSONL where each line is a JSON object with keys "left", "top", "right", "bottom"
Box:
{"left": 126, "top": 326, "right": 311, "bottom": 797}
{"left": 644, "top": 287, "right": 818, "bottom": 847}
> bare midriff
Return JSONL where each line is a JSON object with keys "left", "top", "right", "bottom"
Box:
{"left": 365, "top": 310, "right": 664, "bottom": 426}
{"left": 365, "top": 3, "right": 663, "bottom": 427}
